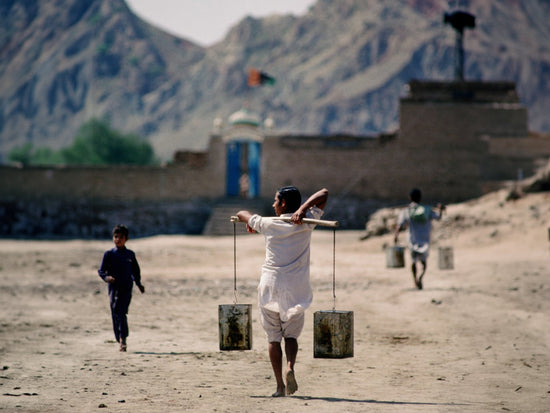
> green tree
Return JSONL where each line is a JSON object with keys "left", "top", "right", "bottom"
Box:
{"left": 31, "top": 147, "right": 64, "bottom": 165}
{"left": 7, "top": 142, "right": 33, "bottom": 165}
{"left": 62, "top": 118, "right": 156, "bottom": 165}
{"left": 7, "top": 118, "right": 157, "bottom": 166}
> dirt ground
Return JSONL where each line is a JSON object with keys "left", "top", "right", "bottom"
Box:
{"left": 1, "top": 189, "right": 549, "bottom": 412}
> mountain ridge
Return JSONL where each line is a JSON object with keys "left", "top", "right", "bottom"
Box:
{"left": 0, "top": 0, "right": 549, "bottom": 160}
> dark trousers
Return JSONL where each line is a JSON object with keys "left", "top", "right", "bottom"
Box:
{"left": 109, "top": 287, "right": 132, "bottom": 342}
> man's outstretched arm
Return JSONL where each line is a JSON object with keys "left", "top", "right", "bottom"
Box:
{"left": 291, "top": 188, "right": 329, "bottom": 223}
{"left": 236, "top": 210, "right": 256, "bottom": 233}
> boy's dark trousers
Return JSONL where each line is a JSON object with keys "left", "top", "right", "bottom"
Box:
{"left": 109, "top": 286, "right": 132, "bottom": 342}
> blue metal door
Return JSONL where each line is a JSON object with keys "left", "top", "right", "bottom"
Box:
{"left": 226, "top": 142, "right": 241, "bottom": 197}
{"left": 247, "top": 142, "right": 261, "bottom": 198}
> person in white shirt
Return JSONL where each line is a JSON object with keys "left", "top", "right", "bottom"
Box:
{"left": 394, "top": 188, "right": 445, "bottom": 289}
{"left": 237, "top": 186, "right": 328, "bottom": 397}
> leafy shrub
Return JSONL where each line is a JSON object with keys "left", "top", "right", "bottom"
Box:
{"left": 8, "top": 118, "right": 158, "bottom": 166}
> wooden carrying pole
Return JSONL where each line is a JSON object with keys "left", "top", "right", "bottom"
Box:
{"left": 230, "top": 216, "right": 339, "bottom": 228}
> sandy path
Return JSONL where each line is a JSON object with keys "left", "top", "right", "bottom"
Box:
{"left": 1, "top": 192, "right": 549, "bottom": 412}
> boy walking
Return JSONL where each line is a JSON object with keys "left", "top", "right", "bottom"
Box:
{"left": 237, "top": 186, "right": 329, "bottom": 397}
{"left": 98, "top": 224, "right": 145, "bottom": 351}
{"left": 394, "top": 188, "right": 445, "bottom": 289}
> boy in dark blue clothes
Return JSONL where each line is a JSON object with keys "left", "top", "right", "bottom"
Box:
{"left": 98, "top": 224, "right": 145, "bottom": 351}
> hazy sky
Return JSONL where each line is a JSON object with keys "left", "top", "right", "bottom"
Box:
{"left": 125, "top": 0, "right": 316, "bottom": 46}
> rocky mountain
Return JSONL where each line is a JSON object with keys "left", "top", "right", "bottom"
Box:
{"left": 1, "top": 0, "right": 549, "bottom": 160}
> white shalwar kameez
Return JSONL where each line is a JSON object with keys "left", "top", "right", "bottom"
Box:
{"left": 248, "top": 207, "right": 323, "bottom": 322}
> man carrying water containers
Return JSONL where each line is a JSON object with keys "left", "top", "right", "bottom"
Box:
{"left": 236, "top": 186, "right": 328, "bottom": 397}
{"left": 394, "top": 188, "right": 445, "bottom": 290}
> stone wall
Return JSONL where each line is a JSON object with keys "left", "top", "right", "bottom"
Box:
{"left": 0, "top": 199, "right": 211, "bottom": 238}
{"left": 1, "top": 81, "right": 549, "bottom": 237}
{"left": 260, "top": 134, "right": 400, "bottom": 201}
{"left": 394, "top": 81, "right": 534, "bottom": 201}
{"left": 0, "top": 140, "right": 225, "bottom": 238}
{"left": 0, "top": 138, "right": 225, "bottom": 202}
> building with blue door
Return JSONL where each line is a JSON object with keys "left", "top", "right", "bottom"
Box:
{"left": 222, "top": 108, "right": 265, "bottom": 199}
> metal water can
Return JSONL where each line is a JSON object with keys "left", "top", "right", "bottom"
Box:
{"left": 313, "top": 310, "right": 354, "bottom": 358}
{"left": 438, "top": 246, "right": 454, "bottom": 270}
{"left": 218, "top": 304, "right": 252, "bottom": 351}
{"left": 385, "top": 245, "right": 405, "bottom": 268}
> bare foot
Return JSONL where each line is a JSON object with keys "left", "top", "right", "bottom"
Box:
{"left": 285, "top": 370, "right": 298, "bottom": 395}
{"left": 272, "top": 386, "right": 285, "bottom": 397}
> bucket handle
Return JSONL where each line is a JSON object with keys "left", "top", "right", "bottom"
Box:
{"left": 331, "top": 228, "right": 336, "bottom": 311}
{"left": 233, "top": 221, "right": 238, "bottom": 304}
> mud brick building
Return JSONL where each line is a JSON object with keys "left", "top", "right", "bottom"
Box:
{"left": 2, "top": 80, "right": 549, "bottom": 237}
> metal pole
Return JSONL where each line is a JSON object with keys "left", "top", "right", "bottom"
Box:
{"left": 455, "top": 29, "right": 464, "bottom": 81}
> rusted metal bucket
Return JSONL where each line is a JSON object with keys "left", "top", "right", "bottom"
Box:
{"left": 218, "top": 304, "right": 252, "bottom": 351}
{"left": 438, "top": 246, "right": 454, "bottom": 270}
{"left": 313, "top": 310, "right": 354, "bottom": 358}
{"left": 385, "top": 245, "right": 405, "bottom": 268}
